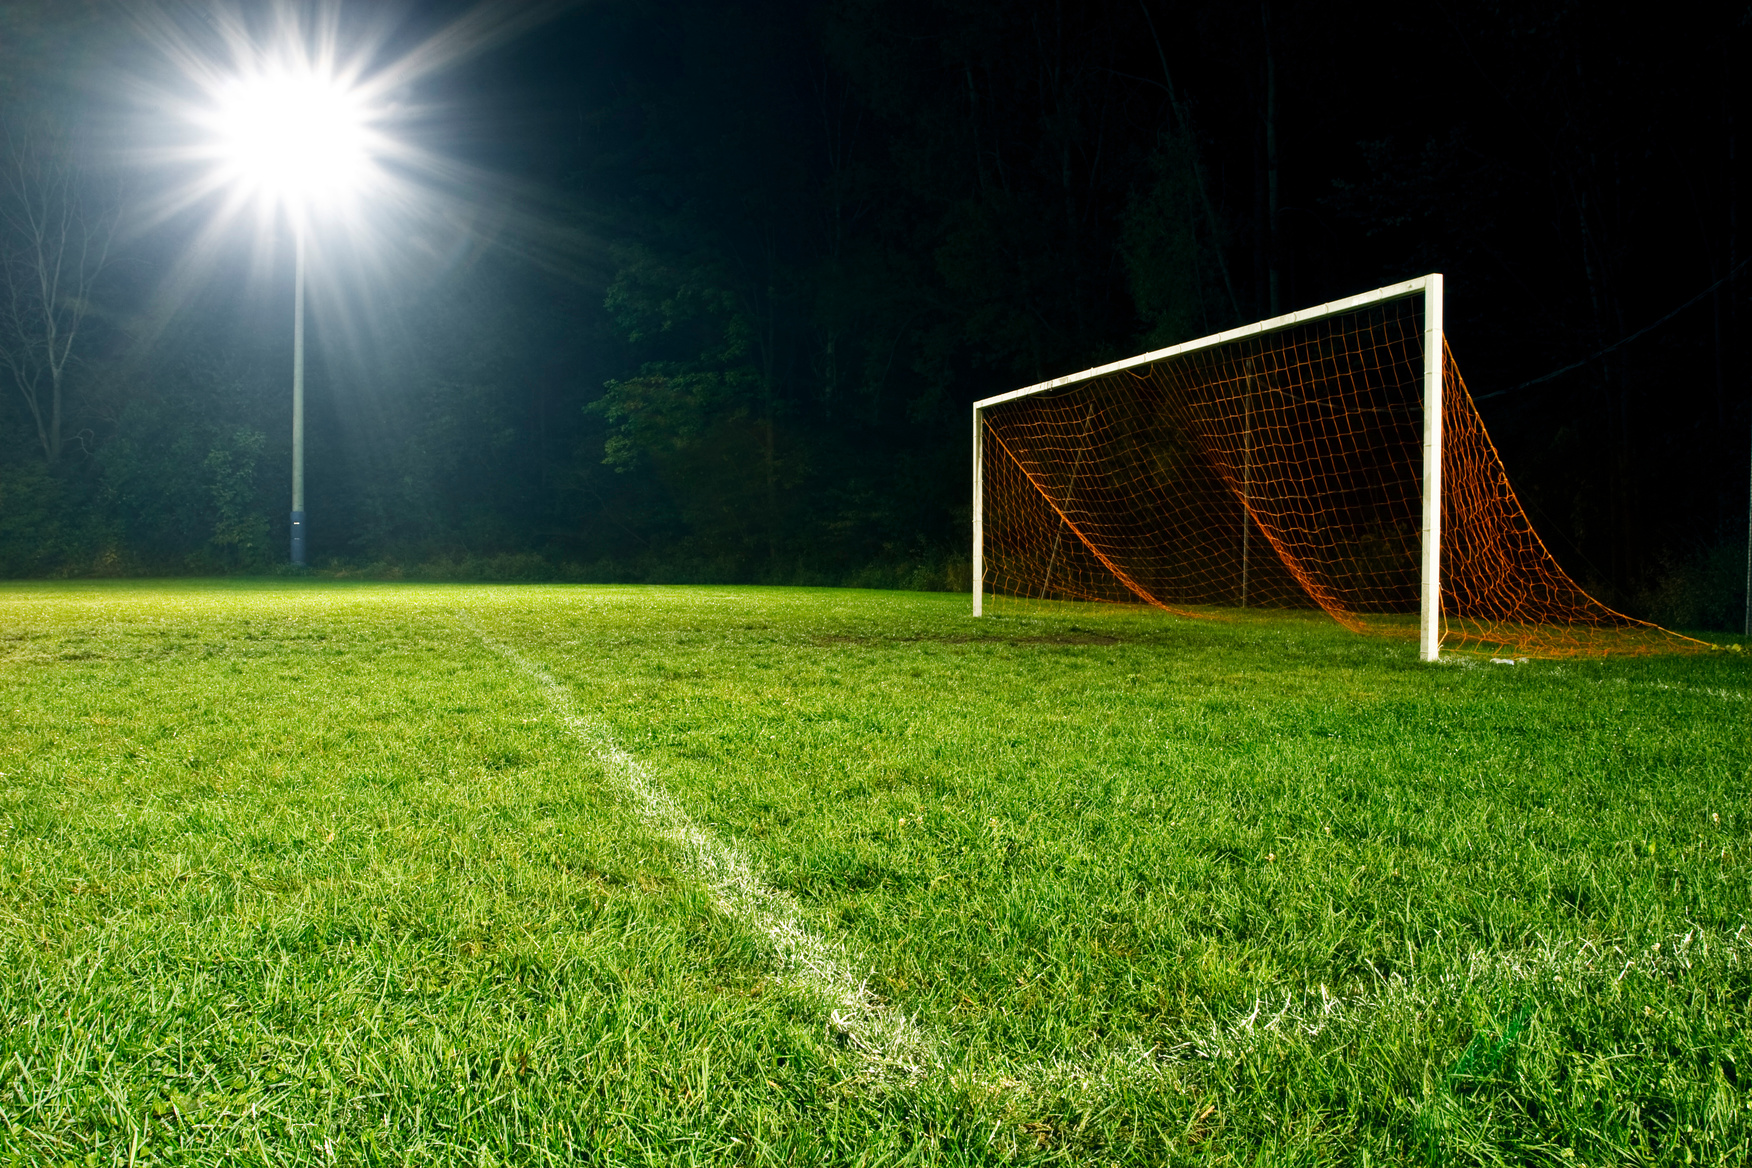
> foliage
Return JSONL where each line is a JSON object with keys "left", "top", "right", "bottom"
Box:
{"left": 0, "top": 109, "right": 120, "bottom": 463}
{"left": 199, "top": 426, "right": 268, "bottom": 569}
{"left": 593, "top": 249, "right": 764, "bottom": 473}
{"left": 94, "top": 364, "right": 277, "bottom": 574}
{"left": 1122, "top": 135, "right": 1234, "bottom": 348}
{"left": 0, "top": 457, "right": 111, "bottom": 576}
{"left": 1639, "top": 539, "right": 1751, "bottom": 635}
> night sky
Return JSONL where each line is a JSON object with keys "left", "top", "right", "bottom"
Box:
{"left": 0, "top": 0, "right": 1746, "bottom": 629}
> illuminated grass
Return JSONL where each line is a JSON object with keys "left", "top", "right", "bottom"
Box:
{"left": 1, "top": 580, "right": 1748, "bottom": 1165}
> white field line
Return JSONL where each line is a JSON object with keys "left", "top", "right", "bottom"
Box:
{"left": 1586, "top": 677, "right": 1751, "bottom": 702}
{"left": 914, "top": 921, "right": 1752, "bottom": 1131}
{"left": 1448, "top": 662, "right": 1750, "bottom": 705}
{"left": 466, "top": 618, "right": 1749, "bottom": 1100}
{"left": 1640, "top": 680, "right": 1749, "bottom": 702}
{"left": 466, "top": 617, "right": 933, "bottom": 1077}
{"left": 1180, "top": 921, "right": 1752, "bottom": 1062}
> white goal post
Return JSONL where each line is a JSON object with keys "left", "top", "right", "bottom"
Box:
{"left": 971, "top": 273, "right": 1446, "bottom": 662}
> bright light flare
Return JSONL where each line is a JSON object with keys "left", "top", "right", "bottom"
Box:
{"left": 127, "top": 0, "right": 583, "bottom": 318}
{"left": 210, "top": 68, "right": 373, "bottom": 209}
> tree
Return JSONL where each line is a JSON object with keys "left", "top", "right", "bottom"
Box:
{"left": 0, "top": 116, "right": 118, "bottom": 463}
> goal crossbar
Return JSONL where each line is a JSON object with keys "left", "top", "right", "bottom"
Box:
{"left": 972, "top": 275, "right": 1438, "bottom": 412}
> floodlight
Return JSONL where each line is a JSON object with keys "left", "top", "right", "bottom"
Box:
{"left": 212, "top": 68, "right": 372, "bottom": 211}
{"left": 196, "top": 59, "right": 384, "bottom": 566}
{"left": 150, "top": 3, "right": 496, "bottom": 569}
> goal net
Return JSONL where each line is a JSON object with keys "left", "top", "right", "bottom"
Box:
{"left": 972, "top": 275, "right": 1702, "bottom": 658}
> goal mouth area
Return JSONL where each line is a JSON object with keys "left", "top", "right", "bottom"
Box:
{"left": 972, "top": 277, "right": 1707, "bottom": 660}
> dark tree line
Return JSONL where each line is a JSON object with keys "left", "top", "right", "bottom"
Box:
{"left": 0, "top": 0, "right": 1747, "bottom": 629}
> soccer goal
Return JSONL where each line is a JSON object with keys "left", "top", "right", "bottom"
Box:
{"left": 971, "top": 274, "right": 1700, "bottom": 659}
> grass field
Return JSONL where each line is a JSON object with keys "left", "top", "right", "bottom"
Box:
{"left": 1, "top": 580, "right": 1748, "bottom": 1166}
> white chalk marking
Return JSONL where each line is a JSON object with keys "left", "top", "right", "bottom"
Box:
{"left": 466, "top": 616, "right": 932, "bottom": 1076}
{"left": 468, "top": 615, "right": 1748, "bottom": 1100}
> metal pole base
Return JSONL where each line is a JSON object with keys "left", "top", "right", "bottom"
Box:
{"left": 290, "top": 510, "right": 306, "bottom": 566}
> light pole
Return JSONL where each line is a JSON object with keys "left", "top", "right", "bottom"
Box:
{"left": 291, "top": 226, "right": 305, "bottom": 564}
{"left": 206, "top": 63, "right": 374, "bottom": 566}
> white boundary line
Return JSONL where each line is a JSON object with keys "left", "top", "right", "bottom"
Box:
{"left": 1611, "top": 678, "right": 1750, "bottom": 703}
{"left": 464, "top": 615, "right": 933, "bottom": 1076}
{"left": 465, "top": 613, "right": 1743, "bottom": 1104}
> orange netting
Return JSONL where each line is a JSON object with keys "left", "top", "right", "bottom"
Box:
{"left": 980, "top": 295, "right": 1705, "bottom": 656}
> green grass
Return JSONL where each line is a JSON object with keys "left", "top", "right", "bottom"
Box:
{"left": 1, "top": 580, "right": 1748, "bottom": 1166}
